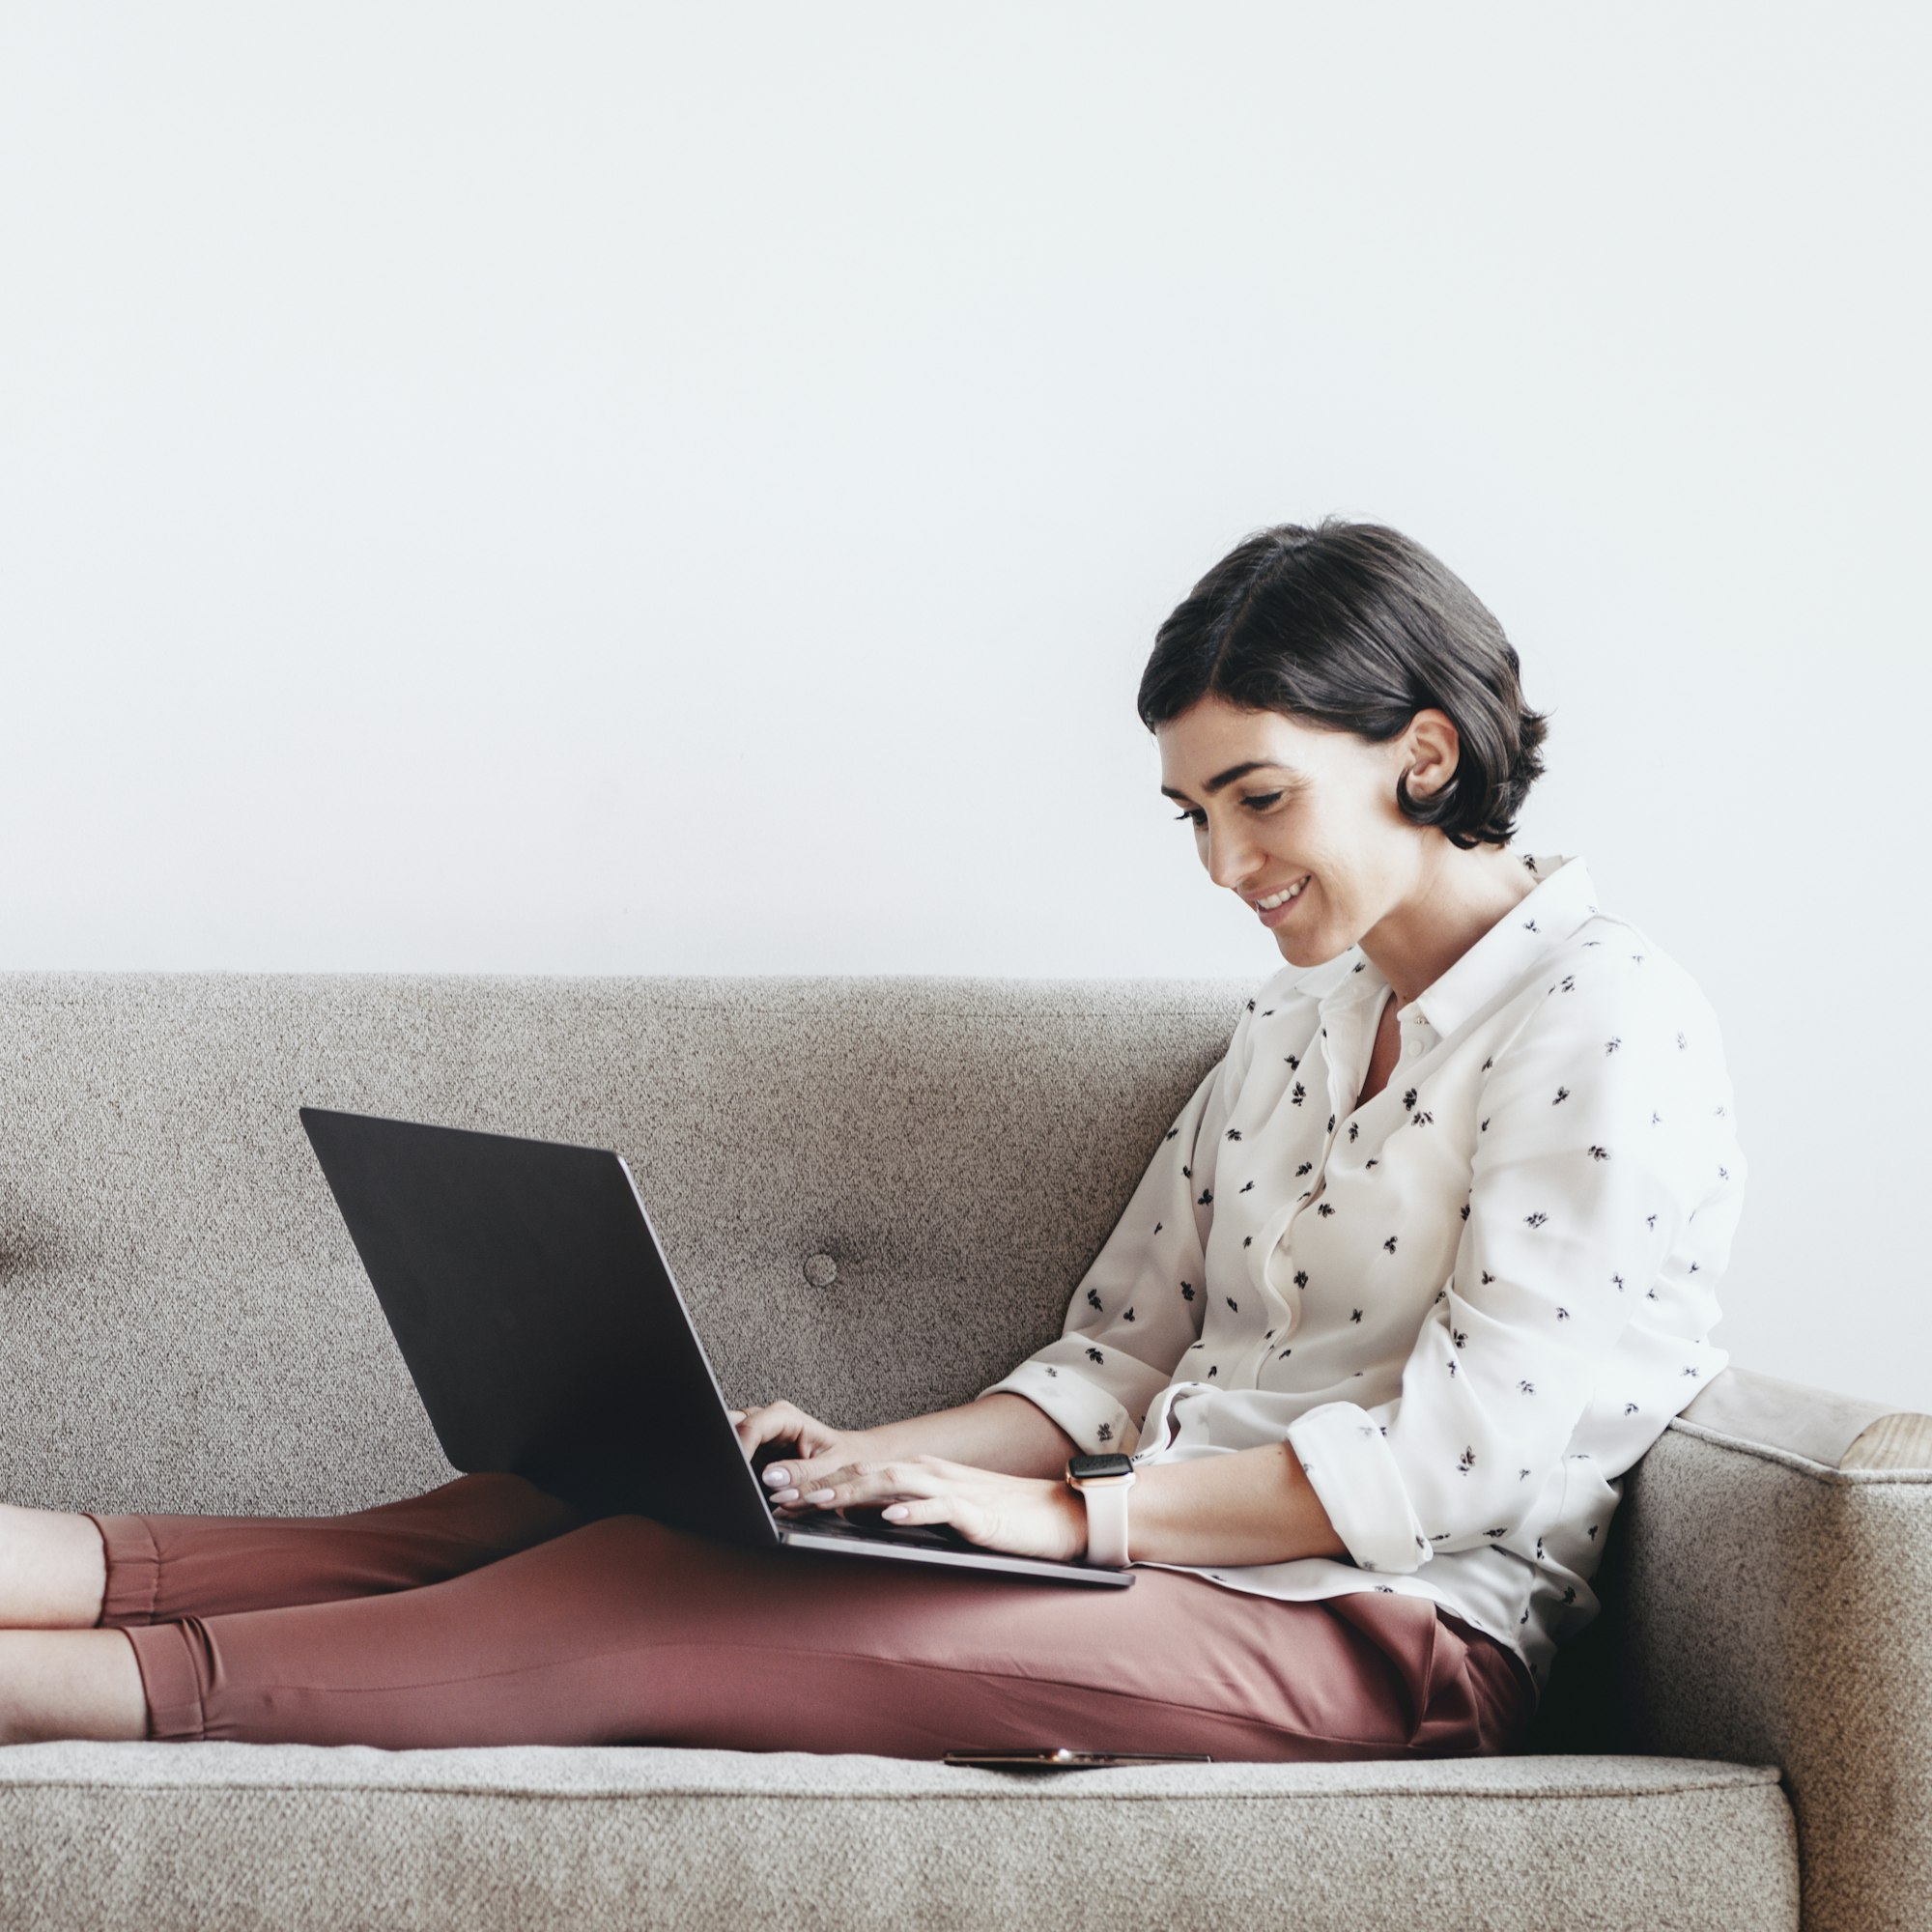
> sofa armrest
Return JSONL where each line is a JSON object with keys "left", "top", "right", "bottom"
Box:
{"left": 1673, "top": 1362, "right": 1914, "bottom": 1471}
{"left": 1839, "top": 1409, "right": 1932, "bottom": 1471}
{"left": 1572, "top": 1364, "right": 1932, "bottom": 1932}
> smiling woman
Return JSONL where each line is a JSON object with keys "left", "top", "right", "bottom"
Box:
{"left": 1146, "top": 518, "right": 1550, "bottom": 845}
{"left": 971, "top": 517, "right": 1744, "bottom": 1709}
{"left": 0, "top": 517, "right": 1736, "bottom": 1768}
{"left": 1145, "top": 521, "right": 1552, "bottom": 1011}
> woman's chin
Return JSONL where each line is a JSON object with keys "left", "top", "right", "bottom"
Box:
{"left": 1276, "top": 923, "right": 1346, "bottom": 966}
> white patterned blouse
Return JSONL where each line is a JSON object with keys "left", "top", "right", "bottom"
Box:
{"left": 977, "top": 850, "right": 1747, "bottom": 1698}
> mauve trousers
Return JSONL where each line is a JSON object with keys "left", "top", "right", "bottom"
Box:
{"left": 84, "top": 1473, "right": 1537, "bottom": 1760}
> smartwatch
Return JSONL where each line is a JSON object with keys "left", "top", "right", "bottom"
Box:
{"left": 1065, "top": 1452, "right": 1136, "bottom": 1568}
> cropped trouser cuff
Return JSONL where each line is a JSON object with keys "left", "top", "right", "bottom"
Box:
{"left": 86, "top": 1510, "right": 163, "bottom": 1628}
{"left": 121, "top": 1620, "right": 210, "bottom": 1742}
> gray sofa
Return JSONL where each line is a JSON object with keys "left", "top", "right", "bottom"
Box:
{"left": 0, "top": 971, "right": 1925, "bottom": 1932}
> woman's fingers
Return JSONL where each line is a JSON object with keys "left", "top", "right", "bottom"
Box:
{"left": 734, "top": 1409, "right": 779, "bottom": 1459}
{"left": 731, "top": 1409, "right": 798, "bottom": 1474}
{"left": 732, "top": 1401, "right": 803, "bottom": 1460}
{"left": 773, "top": 1462, "right": 1075, "bottom": 1564}
{"left": 771, "top": 1457, "right": 856, "bottom": 1508}
{"left": 733, "top": 1401, "right": 838, "bottom": 1493}
{"left": 777, "top": 1458, "right": 923, "bottom": 1517}
{"left": 781, "top": 1459, "right": 1001, "bottom": 1541}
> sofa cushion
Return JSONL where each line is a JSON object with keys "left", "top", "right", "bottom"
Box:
{"left": 0, "top": 1741, "right": 1796, "bottom": 1930}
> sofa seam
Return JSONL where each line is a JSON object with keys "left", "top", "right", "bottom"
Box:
{"left": 0, "top": 1776, "right": 1790, "bottom": 1804}
{"left": 1664, "top": 1416, "right": 1932, "bottom": 1487}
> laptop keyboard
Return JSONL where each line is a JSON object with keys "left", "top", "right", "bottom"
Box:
{"left": 772, "top": 1504, "right": 975, "bottom": 1551}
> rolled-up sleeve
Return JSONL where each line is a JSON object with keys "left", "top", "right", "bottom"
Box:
{"left": 976, "top": 994, "right": 1263, "bottom": 1456}
{"left": 1286, "top": 957, "right": 1740, "bottom": 1574}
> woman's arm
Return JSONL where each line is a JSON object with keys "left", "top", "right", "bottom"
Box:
{"left": 858, "top": 1392, "right": 1079, "bottom": 1480}
{"left": 861, "top": 1395, "right": 1350, "bottom": 1564}
{"left": 1123, "top": 1442, "right": 1350, "bottom": 1566}
{"left": 794, "top": 1404, "right": 1351, "bottom": 1566}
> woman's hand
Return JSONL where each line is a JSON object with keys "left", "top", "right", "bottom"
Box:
{"left": 727, "top": 1400, "right": 875, "bottom": 1483}
{"left": 764, "top": 1448, "right": 1089, "bottom": 1565}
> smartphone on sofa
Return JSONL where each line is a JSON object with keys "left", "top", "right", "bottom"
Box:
{"left": 942, "top": 1748, "right": 1213, "bottom": 1769}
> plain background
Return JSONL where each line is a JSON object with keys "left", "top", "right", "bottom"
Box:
{"left": 3, "top": 4, "right": 1926, "bottom": 1411}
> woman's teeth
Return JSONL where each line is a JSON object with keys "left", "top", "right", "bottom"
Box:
{"left": 1257, "top": 876, "right": 1310, "bottom": 912}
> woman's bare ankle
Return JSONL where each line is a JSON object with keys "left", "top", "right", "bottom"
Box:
{"left": 0, "top": 1629, "right": 147, "bottom": 1743}
{"left": 0, "top": 1503, "right": 109, "bottom": 1629}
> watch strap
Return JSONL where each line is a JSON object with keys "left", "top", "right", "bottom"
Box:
{"left": 1069, "top": 1470, "right": 1133, "bottom": 1568}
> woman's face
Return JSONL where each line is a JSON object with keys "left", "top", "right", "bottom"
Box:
{"left": 1155, "top": 694, "right": 1456, "bottom": 966}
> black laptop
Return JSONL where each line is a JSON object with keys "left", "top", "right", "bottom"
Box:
{"left": 298, "top": 1106, "right": 1132, "bottom": 1589}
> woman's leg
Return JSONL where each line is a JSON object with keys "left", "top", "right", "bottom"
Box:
{"left": 0, "top": 1503, "right": 113, "bottom": 1629}
{"left": 2, "top": 1472, "right": 588, "bottom": 1634}
{"left": 84, "top": 1472, "right": 591, "bottom": 1627}
{"left": 0, "top": 1629, "right": 147, "bottom": 1742}
{"left": 111, "top": 1512, "right": 1534, "bottom": 1758}
{"left": 0, "top": 1473, "right": 592, "bottom": 1744}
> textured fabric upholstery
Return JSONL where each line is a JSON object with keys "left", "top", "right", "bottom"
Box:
{"left": 0, "top": 1744, "right": 1793, "bottom": 1932}
{"left": 1530, "top": 1397, "right": 1932, "bottom": 1932}
{"left": 0, "top": 972, "right": 1260, "bottom": 1517}
{"left": 0, "top": 971, "right": 1910, "bottom": 1929}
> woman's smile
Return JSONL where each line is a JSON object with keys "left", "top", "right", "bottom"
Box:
{"left": 1253, "top": 876, "right": 1312, "bottom": 926}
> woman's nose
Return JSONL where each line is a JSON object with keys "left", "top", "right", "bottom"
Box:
{"left": 1206, "top": 833, "right": 1262, "bottom": 893}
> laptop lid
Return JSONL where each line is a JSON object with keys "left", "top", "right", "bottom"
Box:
{"left": 298, "top": 1105, "right": 779, "bottom": 1543}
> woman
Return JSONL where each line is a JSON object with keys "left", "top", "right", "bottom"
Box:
{"left": 0, "top": 518, "right": 1745, "bottom": 1758}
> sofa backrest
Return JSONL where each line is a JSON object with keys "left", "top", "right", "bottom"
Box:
{"left": 0, "top": 971, "right": 1249, "bottom": 1517}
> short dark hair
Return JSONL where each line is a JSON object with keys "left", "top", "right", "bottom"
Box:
{"left": 1137, "top": 518, "right": 1551, "bottom": 851}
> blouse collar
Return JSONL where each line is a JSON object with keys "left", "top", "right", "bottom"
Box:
{"left": 1282, "top": 850, "right": 1601, "bottom": 1040}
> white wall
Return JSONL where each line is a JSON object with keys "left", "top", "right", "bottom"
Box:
{"left": 4, "top": 3, "right": 1926, "bottom": 1411}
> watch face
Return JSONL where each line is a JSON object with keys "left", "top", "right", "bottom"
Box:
{"left": 1067, "top": 1453, "right": 1135, "bottom": 1481}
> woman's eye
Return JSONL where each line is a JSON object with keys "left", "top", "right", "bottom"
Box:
{"left": 1173, "top": 791, "right": 1283, "bottom": 827}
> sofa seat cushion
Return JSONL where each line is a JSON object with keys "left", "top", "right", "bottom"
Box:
{"left": 0, "top": 1742, "right": 1796, "bottom": 1930}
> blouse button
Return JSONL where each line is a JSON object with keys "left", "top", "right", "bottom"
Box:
{"left": 804, "top": 1252, "right": 839, "bottom": 1290}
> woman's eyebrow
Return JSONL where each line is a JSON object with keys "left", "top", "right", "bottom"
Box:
{"left": 1159, "top": 761, "right": 1301, "bottom": 803}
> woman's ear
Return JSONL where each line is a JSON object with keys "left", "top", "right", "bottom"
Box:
{"left": 1402, "top": 708, "right": 1462, "bottom": 801}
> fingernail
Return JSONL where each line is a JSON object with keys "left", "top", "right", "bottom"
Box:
{"left": 728, "top": 1410, "right": 745, "bottom": 1423}
{"left": 773, "top": 1488, "right": 799, "bottom": 1503}
{"left": 764, "top": 1467, "right": 788, "bottom": 1486}
{"left": 804, "top": 1489, "right": 835, "bottom": 1504}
